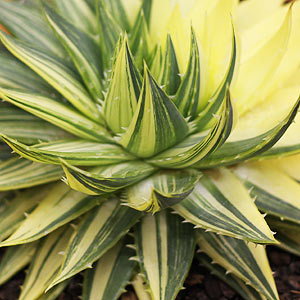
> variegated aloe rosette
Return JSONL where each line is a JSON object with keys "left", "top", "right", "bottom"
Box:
{"left": 0, "top": 0, "right": 299, "bottom": 299}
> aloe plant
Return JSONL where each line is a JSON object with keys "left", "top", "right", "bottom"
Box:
{"left": 0, "top": 0, "right": 299, "bottom": 299}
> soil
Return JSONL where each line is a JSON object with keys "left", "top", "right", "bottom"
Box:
{"left": 0, "top": 246, "right": 299, "bottom": 300}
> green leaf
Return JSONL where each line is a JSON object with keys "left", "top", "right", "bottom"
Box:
{"left": 103, "top": 36, "right": 142, "bottom": 134}
{"left": 0, "top": 33, "right": 102, "bottom": 122}
{"left": 149, "top": 87, "right": 233, "bottom": 168}
{"left": 197, "top": 231, "right": 279, "bottom": 300}
{"left": 43, "top": 4, "right": 104, "bottom": 101}
{"left": 0, "top": 242, "right": 37, "bottom": 285}
{"left": 135, "top": 210, "right": 195, "bottom": 300}
{"left": 173, "top": 28, "right": 201, "bottom": 119}
{"left": 37, "top": 280, "right": 70, "bottom": 300}
{"left": 0, "top": 158, "right": 62, "bottom": 191}
{"left": 120, "top": 65, "right": 189, "bottom": 158}
{"left": 0, "top": 1, "right": 66, "bottom": 58}
{"left": 97, "top": 0, "right": 122, "bottom": 69}
{"left": 132, "top": 273, "right": 152, "bottom": 300}
{"left": 54, "top": 0, "right": 98, "bottom": 34}
{"left": 174, "top": 168, "right": 276, "bottom": 243}
{"left": 62, "top": 160, "right": 155, "bottom": 195}
{"left": 141, "top": 0, "right": 152, "bottom": 26}
{"left": 233, "top": 161, "right": 300, "bottom": 224}
{"left": 0, "top": 88, "right": 111, "bottom": 142}
{"left": 197, "top": 253, "right": 266, "bottom": 300}
{"left": 0, "top": 182, "right": 104, "bottom": 246}
{"left": 49, "top": 198, "right": 142, "bottom": 288}
{"left": 19, "top": 227, "right": 73, "bottom": 300}
{"left": 196, "top": 95, "right": 300, "bottom": 168}
{"left": 149, "top": 45, "right": 163, "bottom": 79}
{"left": 157, "top": 34, "right": 181, "bottom": 95}
{"left": 0, "top": 143, "right": 12, "bottom": 161}
{"left": 0, "top": 104, "right": 73, "bottom": 145}
{"left": 125, "top": 169, "right": 201, "bottom": 213}
{"left": 1, "top": 136, "right": 134, "bottom": 166}
{"left": 83, "top": 238, "right": 137, "bottom": 300}
{"left": 275, "top": 230, "right": 300, "bottom": 257}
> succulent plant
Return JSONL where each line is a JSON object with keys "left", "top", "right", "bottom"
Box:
{"left": 0, "top": 0, "right": 300, "bottom": 299}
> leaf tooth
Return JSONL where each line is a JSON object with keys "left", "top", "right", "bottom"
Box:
{"left": 126, "top": 244, "right": 137, "bottom": 250}
{"left": 129, "top": 256, "right": 141, "bottom": 263}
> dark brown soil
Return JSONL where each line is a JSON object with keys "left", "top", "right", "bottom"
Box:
{"left": 0, "top": 247, "right": 299, "bottom": 300}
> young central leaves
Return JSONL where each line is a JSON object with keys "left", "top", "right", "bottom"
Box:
{"left": 103, "top": 36, "right": 142, "bottom": 134}
{"left": 120, "top": 64, "right": 189, "bottom": 158}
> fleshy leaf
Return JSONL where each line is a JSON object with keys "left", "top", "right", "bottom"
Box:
{"left": 125, "top": 169, "right": 201, "bottom": 213}
{"left": 0, "top": 242, "right": 37, "bottom": 285}
{"left": 174, "top": 168, "right": 276, "bottom": 243}
{"left": 120, "top": 65, "right": 189, "bottom": 158}
{"left": 197, "top": 231, "right": 279, "bottom": 300}
{"left": 1, "top": 136, "right": 134, "bottom": 166}
{"left": 19, "top": 227, "right": 73, "bottom": 300}
{"left": 135, "top": 210, "right": 195, "bottom": 300}
{"left": 103, "top": 36, "right": 142, "bottom": 134}
{"left": 62, "top": 160, "right": 156, "bottom": 195}
{"left": 0, "top": 158, "right": 62, "bottom": 191}
{"left": 132, "top": 273, "right": 152, "bottom": 300}
{"left": 49, "top": 198, "right": 142, "bottom": 288}
{"left": 37, "top": 281, "right": 70, "bottom": 300}
{"left": 0, "top": 32, "right": 101, "bottom": 122}
{"left": 149, "top": 87, "right": 233, "bottom": 168}
{"left": 0, "top": 182, "right": 104, "bottom": 246}
{"left": 0, "top": 88, "right": 111, "bottom": 142}
{"left": 82, "top": 238, "right": 137, "bottom": 300}
{"left": 275, "top": 230, "right": 300, "bottom": 257}
{"left": 233, "top": 161, "right": 300, "bottom": 224}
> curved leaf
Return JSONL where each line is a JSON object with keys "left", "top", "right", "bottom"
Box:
{"left": 174, "top": 168, "right": 276, "bottom": 243}
{"left": 135, "top": 210, "right": 195, "bottom": 300}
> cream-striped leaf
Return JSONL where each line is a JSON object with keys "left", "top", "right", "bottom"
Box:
{"left": 198, "top": 253, "right": 266, "bottom": 300}
{"left": 49, "top": 198, "right": 142, "bottom": 288}
{"left": 83, "top": 238, "right": 137, "bottom": 300}
{"left": 196, "top": 95, "right": 300, "bottom": 168}
{"left": 0, "top": 32, "right": 101, "bottom": 121}
{"left": 0, "top": 157, "right": 62, "bottom": 191}
{"left": 0, "top": 1, "right": 66, "bottom": 59}
{"left": 43, "top": 5, "right": 104, "bottom": 101}
{"left": 62, "top": 160, "right": 156, "bottom": 195}
{"left": 149, "top": 87, "right": 233, "bottom": 168}
{"left": 132, "top": 273, "right": 152, "bottom": 300}
{"left": 37, "top": 280, "right": 70, "bottom": 300}
{"left": 233, "top": 161, "right": 300, "bottom": 224}
{"left": 0, "top": 242, "right": 37, "bottom": 285}
{"left": 0, "top": 104, "right": 72, "bottom": 144}
{"left": 0, "top": 182, "right": 104, "bottom": 246}
{"left": 103, "top": 36, "right": 142, "bottom": 134}
{"left": 120, "top": 66, "right": 189, "bottom": 158}
{"left": 19, "top": 227, "right": 73, "bottom": 300}
{"left": 0, "top": 88, "right": 111, "bottom": 142}
{"left": 125, "top": 169, "right": 201, "bottom": 213}
{"left": 54, "top": 0, "right": 98, "bottom": 34}
{"left": 1, "top": 136, "right": 134, "bottom": 166}
{"left": 135, "top": 210, "right": 195, "bottom": 300}
{"left": 174, "top": 168, "right": 275, "bottom": 243}
{"left": 196, "top": 231, "right": 279, "bottom": 300}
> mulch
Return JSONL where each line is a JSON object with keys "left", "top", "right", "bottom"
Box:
{"left": 0, "top": 246, "right": 299, "bottom": 300}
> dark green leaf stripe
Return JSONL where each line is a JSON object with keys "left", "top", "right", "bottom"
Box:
{"left": 174, "top": 168, "right": 275, "bottom": 243}
{"left": 120, "top": 66, "right": 189, "bottom": 158}
{"left": 49, "top": 198, "right": 142, "bottom": 288}
{"left": 0, "top": 32, "right": 102, "bottom": 121}
{"left": 274, "top": 231, "right": 300, "bottom": 257}
{"left": 44, "top": 4, "right": 104, "bottom": 101}
{"left": 19, "top": 227, "right": 73, "bottom": 300}
{"left": 196, "top": 95, "right": 300, "bottom": 168}
{"left": 0, "top": 242, "right": 37, "bottom": 285}
{"left": 37, "top": 280, "right": 70, "bottom": 300}
{"left": 266, "top": 216, "right": 300, "bottom": 233}
{"left": 197, "top": 253, "right": 265, "bottom": 300}
{"left": 0, "top": 88, "right": 111, "bottom": 142}
{"left": 62, "top": 160, "right": 156, "bottom": 195}
{"left": 136, "top": 210, "right": 195, "bottom": 300}
{"left": 1, "top": 136, "right": 134, "bottom": 166}
{"left": 125, "top": 169, "right": 201, "bottom": 212}
{"left": 104, "top": 36, "right": 142, "bottom": 134}
{"left": 0, "top": 143, "right": 12, "bottom": 161}
{"left": 0, "top": 1, "right": 67, "bottom": 58}
{"left": 197, "top": 232, "right": 279, "bottom": 300}
{"left": 149, "top": 87, "right": 233, "bottom": 168}
{"left": 83, "top": 238, "right": 137, "bottom": 300}
{"left": 0, "top": 182, "right": 104, "bottom": 246}
{"left": 0, "top": 157, "right": 62, "bottom": 191}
